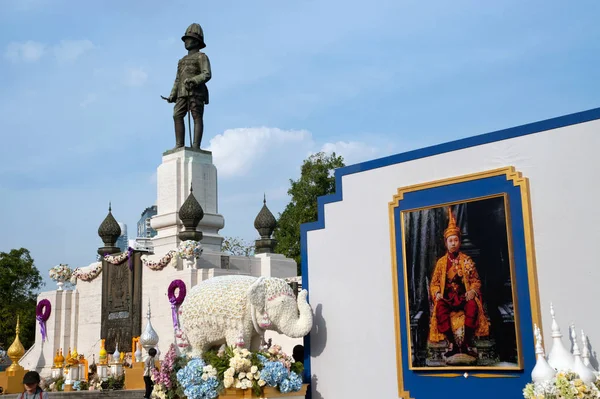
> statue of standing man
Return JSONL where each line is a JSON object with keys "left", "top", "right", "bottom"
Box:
{"left": 164, "top": 23, "right": 211, "bottom": 149}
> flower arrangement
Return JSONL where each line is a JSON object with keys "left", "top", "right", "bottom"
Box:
{"left": 177, "top": 358, "right": 220, "bottom": 399}
{"left": 177, "top": 240, "right": 203, "bottom": 259}
{"left": 49, "top": 264, "right": 73, "bottom": 282}
{"left": 151, "top": 343, "right": 304, "bottom": 399}
{"left": 153, "top": 344, "right": 190, "bottom": 399}
{"left": 523, "top": 371, "right": 600, "bottom": 399}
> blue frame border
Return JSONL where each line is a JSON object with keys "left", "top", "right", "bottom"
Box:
{"left": 301, "top": 106, "right": 600, "bottom": 394}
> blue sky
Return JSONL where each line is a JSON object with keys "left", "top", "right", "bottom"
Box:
{"left": 1, "top": 0, "right": 599, "bottom": 290}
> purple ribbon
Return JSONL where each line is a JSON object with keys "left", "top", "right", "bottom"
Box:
{"left": 36, "top": 315, "right": 47, "bottom": 342}
{"left": 127, "top": 247, "right": 134, "bottom": 271}
{"left": 169, "top": 299, "right": 179, "bottom": 329}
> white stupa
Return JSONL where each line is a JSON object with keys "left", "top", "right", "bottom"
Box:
{"left": 547, "top": 303, "right": 574, "bottom": 371}
{"left": 531, "top": 324, "right": 556, "bottom": 383}
{"left": 571, "top": 324, "right": 596, "bottom": 384}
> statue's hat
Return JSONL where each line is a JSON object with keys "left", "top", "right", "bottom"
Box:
{"left": 182, "top": 23, "right": 206, "bottom": 49}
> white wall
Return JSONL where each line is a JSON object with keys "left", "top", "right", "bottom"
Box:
{"left": 306, "top": 120, "right": 600, "bottom": 398}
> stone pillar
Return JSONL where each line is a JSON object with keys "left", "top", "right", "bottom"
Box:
{"left": 151, "top": 148, "right": 225, "bottom": 254}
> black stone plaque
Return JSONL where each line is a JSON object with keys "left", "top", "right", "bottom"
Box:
{"left": 101, "top": 251, "right": 143, "bottom": 353}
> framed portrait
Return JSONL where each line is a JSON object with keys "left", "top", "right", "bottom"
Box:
{"left": 402, "top": 195, "right": 521, "bottom": 370}
{"left": 389, "top": 167, "right": 542, "bottom": 397}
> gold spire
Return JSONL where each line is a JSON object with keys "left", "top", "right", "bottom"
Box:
{"left": 6, "top": 316, "right": 25, "bottom": 372}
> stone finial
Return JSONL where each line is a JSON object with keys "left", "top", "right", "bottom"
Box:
{"left": 547, "top": 303, "right": 574, "bottom": 371}
{"left": 178, "top": 184, "right": 204, "bottom": 242}
{"left": 254, "top": 194, "right": 277, "bottom": 239}
{"left": 98, "top": 202, "right": 122, "bottom": 255}
{"left": 531, "top": 323, "right": 555, "bottom": 383}
{"left": 254, "top": 195, "right": 278, "bottom": 254}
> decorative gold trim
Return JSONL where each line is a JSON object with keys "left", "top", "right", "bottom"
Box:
{"left": 388, "top": 167, "right": 542, "bottom": 396}
{"left": 470, "top": 373, "right": 520, "bottom": 378}
{"left": 389, "top": 194, "right": 414, "bottom": 399}
{"left": 418, "top": 373, "right": 519, "bottom": 378}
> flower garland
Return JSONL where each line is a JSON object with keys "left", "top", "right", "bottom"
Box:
{"left": 168, "top": 280, "right": 187, "bottom": 330}
{"left": 49, "top": 264, "right": 72, "bottom": 282}
{"left": 36, "top": 299, "right": 51, "bottom": 342}
{"left": 104, "top": 247, "right": 134, "bottom": 270}
{"left": 70, "top": 249, "right": 178, "bottom": 284}
{"left": 71, "top": 262, "right": 103, "bottom": 284}
{"left": 142, "top": 250, "right": 177, "bottom": 270}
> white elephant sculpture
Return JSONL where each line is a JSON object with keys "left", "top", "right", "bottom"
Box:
{"left": 179, "top": 275, "right": 313, "bottom": 357}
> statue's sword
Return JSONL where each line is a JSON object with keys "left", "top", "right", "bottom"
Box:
{"left": 186, "top": 88, "right": 192, "bottom": 146}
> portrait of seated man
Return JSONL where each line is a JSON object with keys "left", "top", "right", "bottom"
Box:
{"left": 428, "top": 207, "right": 490, "bottom": 361}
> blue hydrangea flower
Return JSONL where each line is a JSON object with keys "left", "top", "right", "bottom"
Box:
{"left": 176, "top": 357, "right": 219, "bottom": 399}
{"left": 260, "top": 361, "right": 289, "bottom": 387}
{"left": 288, "top": 371, "right": 303, "bottom": 391}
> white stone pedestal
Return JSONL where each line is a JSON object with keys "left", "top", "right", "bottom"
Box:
{"left": 110, "top": 363, "right": 123, "bottom": 377}
{"left": 97, "top": 364, "right": 108, "bottom": 381}
{"left": 151, "top": 147, "right": 225, "bottom": 254}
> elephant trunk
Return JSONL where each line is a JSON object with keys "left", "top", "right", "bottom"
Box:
{"left": 278, "top": 291, "right": 313, "bottom": 338}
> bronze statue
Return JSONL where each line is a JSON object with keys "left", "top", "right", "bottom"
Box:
{"left": 163, "top": 23, "right": 211, "bottom": 149}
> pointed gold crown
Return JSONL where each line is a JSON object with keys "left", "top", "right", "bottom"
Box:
{"left": 443, "top": 206, "right": 461, "bottom": 239}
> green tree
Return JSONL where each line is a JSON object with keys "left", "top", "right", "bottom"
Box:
{"left": 221, "top": 237, "right": 255, "bottom": 257}
{"left": 0, "top": 248, "right": 43, "bottom": 350}
{"left": 274, "top": 152, "right": 345, "bottom": 273}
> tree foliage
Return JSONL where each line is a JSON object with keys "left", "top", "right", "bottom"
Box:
{"left": 221, "top": 237, "right": 255, "bottom": 257}
{"left": 274, "top": 152, "right": 345, "bottom": 273}
{"left": 0, "top": 248, "right": 43, "bottom": 349}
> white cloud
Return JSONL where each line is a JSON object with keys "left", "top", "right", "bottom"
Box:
{"left": 207, "top": 127, "right": 312, "bottom": 178}
{"left": 53, "top": 39, "right": 94, "bottom": 63}
{"left": 4, "top": 41, "right": 45, "bottom": 62}
{"left": 124, "top": 67, "right": 148, "bottom": 87}
{"left": 80, "top": 93, "right": 97, "bottom": 108}
{"left": 320, "top": 141, "right": 379, "bottom": 165}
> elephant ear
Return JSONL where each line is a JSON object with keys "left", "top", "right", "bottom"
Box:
{"left": 248, "top": 277, "right": 267, "bottom": 313}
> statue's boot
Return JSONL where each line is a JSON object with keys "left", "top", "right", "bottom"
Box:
{"left": 174, "top": 118, "right": 185, "bottom": 148}
{"left": 444, "top": 330, "right": 459, "bottom": 357}
{"left": 192, "top": 117, "right": 203, "bottom": 149}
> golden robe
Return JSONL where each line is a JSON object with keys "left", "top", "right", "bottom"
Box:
{"left": 428, "top": 252, "right": 490, "bottom": 342}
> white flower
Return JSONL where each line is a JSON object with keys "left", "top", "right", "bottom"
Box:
{"left": 238, "top": 372, "right": 246, "bottom": 379}
{"left": 250, "top": 365, "right": 258, "bottom": 374}
{"left": 224, "top": 377, "right": 234, "bottom": 388}
{"left": 201, "top": 374, "right": 209, "bottom": 381}
{"left": 258, "top": 379, "right": 266, "bottom": 387}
